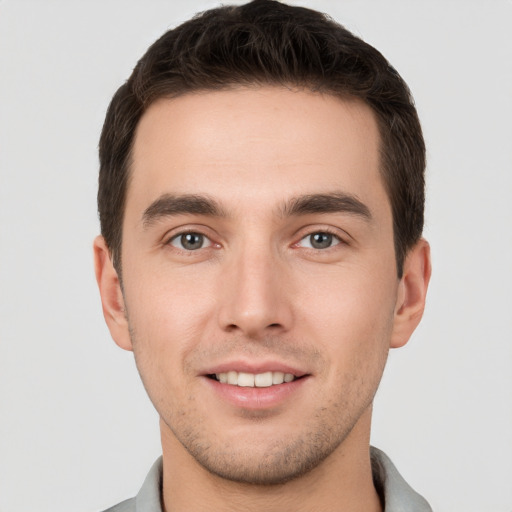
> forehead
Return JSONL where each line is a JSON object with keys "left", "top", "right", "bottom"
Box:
{"left": 127, "top": 86, "right": 386, "bottom": 217}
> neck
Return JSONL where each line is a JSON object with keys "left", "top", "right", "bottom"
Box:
{"left": 160, "top": 409, "right": 382, "bottom": 512}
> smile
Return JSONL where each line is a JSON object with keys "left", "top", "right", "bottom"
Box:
{"left": 210, "top": 371, "right": 298, "bottom": 387}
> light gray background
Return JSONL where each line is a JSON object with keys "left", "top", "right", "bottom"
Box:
{"left": 0, "top": 1, "right": 511, "bottom": 511}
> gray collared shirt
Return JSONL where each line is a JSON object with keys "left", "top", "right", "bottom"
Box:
{"left": 102, "top": 447, "right": 432, "bottom": 512}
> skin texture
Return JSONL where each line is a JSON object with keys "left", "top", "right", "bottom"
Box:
{"left": 94, "top": 87, "right": 431, "bottom": 511}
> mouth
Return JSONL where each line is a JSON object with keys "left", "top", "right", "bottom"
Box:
{"left": 207, "top": 371, "right": 303, "bottom": 388}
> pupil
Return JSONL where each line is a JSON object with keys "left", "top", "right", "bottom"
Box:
{"left": 182, "top": 233, "right": 203, "bottom": 250}
{"left": 311, "top": 233, "right": 332, "bottom": 249}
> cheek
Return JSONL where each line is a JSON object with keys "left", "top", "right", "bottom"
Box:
{"left": 123, "top": 258, "right": 218, "bottom": 338}
{"left": 296, "top": 261, "right": 397, "bottom": 364}
{"left": 123, "top": 272, "right": 205, "bottom": 413}
{"left": 121, "top": 263, "right": 226, "bottom": 406}
{"left": 312, "top": 287, "right": 393, "bottom": 411}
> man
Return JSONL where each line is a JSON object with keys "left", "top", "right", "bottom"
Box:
{"left": 94, "top": 0, "right": 432, "bottom": 510}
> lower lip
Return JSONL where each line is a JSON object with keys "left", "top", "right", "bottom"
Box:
{"left": 203, "top": 376, "right": 309, "bottom": 410}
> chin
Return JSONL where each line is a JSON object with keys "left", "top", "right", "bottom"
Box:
{"left": 176, "top": 423, "right": 349, "bottom": 486}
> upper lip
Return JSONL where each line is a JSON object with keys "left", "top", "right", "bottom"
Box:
{"left": 201, "top": 359, "right": 309, "bottom": 378}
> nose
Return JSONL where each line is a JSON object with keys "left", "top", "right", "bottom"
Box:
{"left": 217, "top": 244, "right": 293, "bottom": 339}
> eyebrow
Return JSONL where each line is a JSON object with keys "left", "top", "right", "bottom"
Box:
{"left": 141, "top": 191, "right": 372, "bottom": 228}
{"left": 142, "top": 194, "right": 227, "bottom": 228}
{"left": 281, "top": 192, "right": 372, "bottom": 221}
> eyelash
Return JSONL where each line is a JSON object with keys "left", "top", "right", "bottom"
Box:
{"left": 164, "top": 227, "right": 348, "bottom": 253}
{"left": 294, "top": 228, "right": 346, "bottom": 251}
{"left": 166, "top": 230, "right": 214, "bottom": 251}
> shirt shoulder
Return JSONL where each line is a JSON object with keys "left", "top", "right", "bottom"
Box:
{"left": 371, "top": 446, "right": 432, "bottom": 512}
{"left": 102, "top": 451, "right": 431, "bottom": 512}
{"left": 101, "top": 497, "right": 136, "bottom": 512}
{"left": 100, "top": 457, "right": 163, "bottom": 512}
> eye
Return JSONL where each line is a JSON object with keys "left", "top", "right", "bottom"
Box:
{"left": 168, "top": 232, "right": 212, "bottom": 251}
{"left": 298, "top": 232, "right": 341, "bottom": 250}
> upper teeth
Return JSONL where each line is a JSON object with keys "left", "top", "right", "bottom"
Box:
{"left": 215, "top": 371, "right": 296, "bottom": 387}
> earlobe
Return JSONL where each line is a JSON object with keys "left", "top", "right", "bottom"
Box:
{"left": 93, "top": 235, "right": 133, "bottom": 351}
{"left": 390, "top": 238, "right": 431, "bottom": 349}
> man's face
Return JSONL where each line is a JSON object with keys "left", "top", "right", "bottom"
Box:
{"left": 113, "top": 87, "right": 405, "bottom": 484}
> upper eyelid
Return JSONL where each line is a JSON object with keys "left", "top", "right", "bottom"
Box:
{"left": 168, "top": 231, "right": 213, "bottom": 250}
{"left": 168, "top": 230, "right": 212, "bottom": 241}
{"left": 300, "top": 228, "right": 341, "bottom": 238}
{"left": 295, "top": 231, "right": 343, "bottom": 249}
{"left": 162, "top": 225, "right": 217, "bottom": 243}
{"left": 160, "top": 224, "right": 350, "bottom": 246}
{"left": 293, "top": 225, "right": 351, "bottom": 244}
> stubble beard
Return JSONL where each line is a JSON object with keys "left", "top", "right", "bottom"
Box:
{"left": 129, "top": 324, "right": 388, "bottom": 487}
{"left": 157, "top": 377, "right": 379, "bottom": 486}
{"left": 164, "top": 408, "right": 357, "bottom": 486}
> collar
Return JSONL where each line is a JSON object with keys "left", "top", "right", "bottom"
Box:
{"left": 131, "top": 447, "right": 432, "bottom": 512}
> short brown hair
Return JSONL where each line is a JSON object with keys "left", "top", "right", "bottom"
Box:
{"left": 98, "top": 0, "right": 425, "bottom": 277}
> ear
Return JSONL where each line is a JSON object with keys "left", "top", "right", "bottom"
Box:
{"left": 93, "top": 235, "right": 133, "bottom": 351}
{"left": 390, "top": 238, "right": 432, "bottom": 349}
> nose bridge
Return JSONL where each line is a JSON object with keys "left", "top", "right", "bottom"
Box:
{"left": 219, "top": 236, "right": 291, "bottom": 337}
